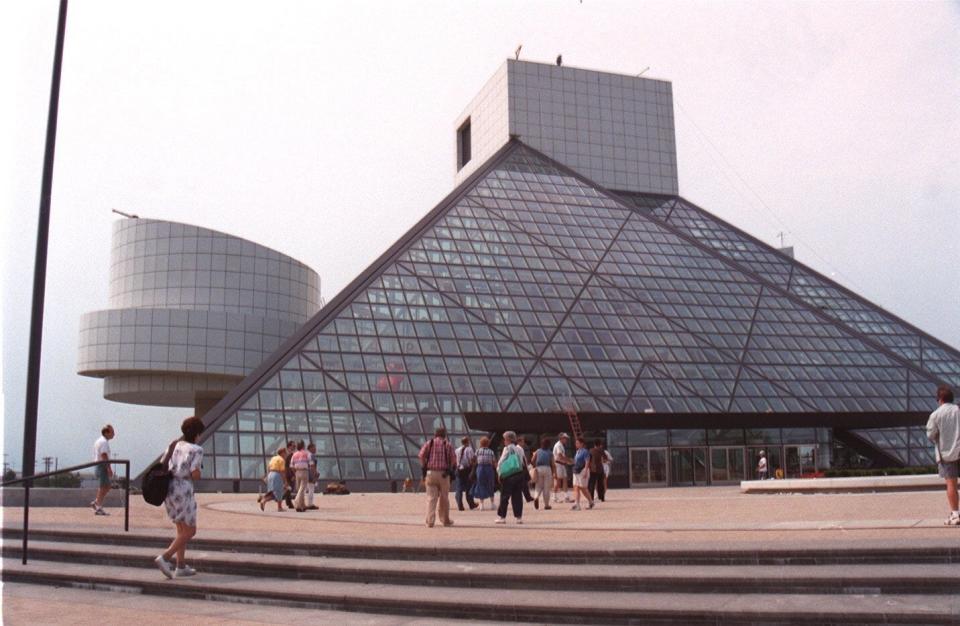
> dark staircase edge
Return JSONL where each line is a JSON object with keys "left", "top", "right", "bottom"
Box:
{"left": 4, "top": 545, "right": 957, "bottom": 596}
{"left": 4, "top": 528, "right": 959, "bottom": 565}
{"left": 1, "top": 567, "right": 956, "bottom": 625}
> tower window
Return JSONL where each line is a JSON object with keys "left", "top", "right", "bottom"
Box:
{"left": 457, "top": 118, "right": 471, "bottom": 170}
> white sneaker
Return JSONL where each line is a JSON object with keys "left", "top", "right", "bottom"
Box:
{"left": 571, "top": 504, "right": 581, "bottom": 511}
{"left": 174, "top": 565, "right": 197, "bottom": 577}
{"left": 155, "top": 555, "right": 173, "bottom": 579}
{"left": 945, "top": 514, "right": 960, "bottom": 527}
{"left": 515, "top": 518, "right": 523, "bottom": 524}
{"left": 89, "top": 500, "right": 98, "bottom": 511}
{"left": 94, "top": 508, "right": 110, "bottom": 516}
{"left": 494, "top": 517, "right": 506, "bottom": 524}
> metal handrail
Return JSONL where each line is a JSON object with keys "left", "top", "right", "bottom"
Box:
{"left": 1, "top": 459, "right": 130, "bottom": 564}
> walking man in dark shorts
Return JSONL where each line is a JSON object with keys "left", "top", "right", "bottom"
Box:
{"left": 926, "top": 386, "right": 960, "bottom": 526}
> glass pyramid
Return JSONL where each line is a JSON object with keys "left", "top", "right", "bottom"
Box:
{"left": 195, "top": 141, "right": 957, "bottom": 486}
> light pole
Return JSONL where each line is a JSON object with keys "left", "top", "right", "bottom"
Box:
{"left": 22, "top": 0, "right": 68, "bottom": 483}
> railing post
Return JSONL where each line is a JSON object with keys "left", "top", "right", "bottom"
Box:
{"left": 124, "top": 461, "right": 130, "bottom": 532}
{"left": 22, "top": 483, "right": 30, "bottom": 565}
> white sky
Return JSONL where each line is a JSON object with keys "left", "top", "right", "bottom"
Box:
{"left": 3, "top": 1, "right": 959, "bottom": 475}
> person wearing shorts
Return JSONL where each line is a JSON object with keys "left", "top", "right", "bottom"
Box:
{"left": 553, "top": 433, "right": 572, "bottom": 503}
{"left": 570, "top": 437, "right": 594, "bottom": 511}
{"left": 91, "top": 424, "right": 115, "bottom": 515}
{"left": 926, "top": 385, "right": 960, "bottom": 526}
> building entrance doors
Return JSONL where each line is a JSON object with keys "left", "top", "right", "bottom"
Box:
{"left": 710, "top": 447, "right": 746, "bottom": 483}
{"left": 670, "top": 447, "right": 708, "bottom": 486}
{"left": 629, "top": 447, "right": 668, "bottom": 487}
{"left": 785, "top": 445, "right": 818, "bottom": 478}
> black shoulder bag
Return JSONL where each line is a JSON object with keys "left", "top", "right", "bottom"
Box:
{"left": 141, "top": 439, "right": 179, "bottom": 506}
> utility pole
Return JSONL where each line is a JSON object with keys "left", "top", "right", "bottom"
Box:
{"left": 42, "top": 456, "right": 54, "bottom": 474}
{"left": 22, "top": 0, "right": 69, "bottom": 483}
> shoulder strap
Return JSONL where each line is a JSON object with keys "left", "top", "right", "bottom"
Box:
{"left": 161, "top": 438, "right": 180, "bottom": 465}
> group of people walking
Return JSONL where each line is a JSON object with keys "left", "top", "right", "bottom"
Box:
{"left": 83, "top": 384, "right": 957, "bottom": 583}
{"left": 258, "top": 439, "right": 320, "bottom": 512}
{"left": 418, "top": 427, "right": 612, "bottom": 526}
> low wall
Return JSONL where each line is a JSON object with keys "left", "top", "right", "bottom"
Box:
{"left": 741, "top": 474, "right": 945, "bottom": 494}
{"left": 0, "top": 487, "right": 128, "bottom": 508}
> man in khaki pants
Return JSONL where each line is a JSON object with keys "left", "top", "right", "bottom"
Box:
{"left": 418, "top": 427, "right": 456, "bottom": 528}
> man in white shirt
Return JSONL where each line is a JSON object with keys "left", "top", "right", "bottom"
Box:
{"left": 552, "top": 433, "right": 573, "bottom": 503}
{"left": 757, "top": 451, "right": 768, "bottom": 480}
{"left": 91, "top": 424, "right": 115, "bottom": 515}
{"left": 926, "top": 385, "right": 960, "bottom": 526}
{"left": 454, "top": 437, "right": 478, "bottom": 511}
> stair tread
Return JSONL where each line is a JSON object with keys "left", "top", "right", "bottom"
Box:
{"left": 10, "top": 539, "right": 960, "bottom": 583}
{"left": 3, "top": 559, "right": 958, "bottom": 618}
{"left": 10, "top": 527, "right": 960, "bottom": 560}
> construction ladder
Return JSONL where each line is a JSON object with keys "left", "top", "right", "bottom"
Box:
{"left": 565, "top": 406, "right": 584, "bottom": 441}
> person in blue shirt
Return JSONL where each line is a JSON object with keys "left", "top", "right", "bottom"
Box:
{"left": 571, "top": 436, "right": 594, "bottom": 511}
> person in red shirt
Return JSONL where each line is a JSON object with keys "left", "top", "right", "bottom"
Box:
{"left": 418, "top": 427, "right": 456, "bottom": 528}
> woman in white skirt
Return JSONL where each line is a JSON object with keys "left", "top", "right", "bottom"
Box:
{"left": 154, "top": 416, "right": 205, "bottom": 579}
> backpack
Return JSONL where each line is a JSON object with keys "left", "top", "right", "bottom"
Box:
{"left": 141, "top": 439, "right": 179, "bottom": 506}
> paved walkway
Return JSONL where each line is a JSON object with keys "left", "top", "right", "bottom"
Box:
{"left": 2, "top": 582, "right": 491, "bottom": 626}
{"left": 5, "top": 485, "right": 958, "bottom": 548}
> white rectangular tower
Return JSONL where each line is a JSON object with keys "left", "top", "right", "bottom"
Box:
{"left": 454, "top": 59, "right": 678, "bottom": 195}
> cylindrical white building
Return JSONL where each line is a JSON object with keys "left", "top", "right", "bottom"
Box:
{"left": 78, "top": 218, "right": 321, "bottom": 415}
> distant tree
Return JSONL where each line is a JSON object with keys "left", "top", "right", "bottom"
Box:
{"left": 3, "top": 469, "right": 16, "bottom": 483}
{"left": 36, "top": 472, "right": 82, "bottom": 488}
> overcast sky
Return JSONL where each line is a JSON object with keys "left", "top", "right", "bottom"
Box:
{"left": 3, "top": 1, "right": 958, "bottom": 475}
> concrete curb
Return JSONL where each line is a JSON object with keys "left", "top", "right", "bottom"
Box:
{"left": 741, "top": 474, "right": 945, "bottom": 494}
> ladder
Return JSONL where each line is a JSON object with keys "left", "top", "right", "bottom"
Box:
{"left": 565, "top": 406, "right": 584, "bottom": 441}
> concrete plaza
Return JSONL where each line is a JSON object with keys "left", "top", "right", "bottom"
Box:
{"left": 6, "top": 485, "right": 957, "bottom": 545}
{"left": 3, "top": 485, "right": 958, "bottom": 624}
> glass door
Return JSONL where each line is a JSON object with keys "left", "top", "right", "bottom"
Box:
{"left": 629, "top": 447, "right": 668, "bottom": 487}
{"left": 710, "top": 447, "right": 746, "bottom": 483}
{"left": 747, "top": 446, "right": 781, "bottom": 480}
{"left": 784, "top": 445, "right": 817, "bottom": 478}
{"left": 727, "top": 447, "right": 745, "bottom": 481}
{"left": 670, "top": 447, "right": 708, "bottom": 486}
{"left": 710, "top": 448, "right": 729, "bottom": 482}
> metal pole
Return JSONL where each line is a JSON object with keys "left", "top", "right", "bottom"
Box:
{"left": 22, "top": 485, "right": 30, "bottom": 565}
{"left": 22, "top": 0, "right": 69, "bottom": 486}
{"left": 124, "top": 461, "right": 130, "bottom": 532}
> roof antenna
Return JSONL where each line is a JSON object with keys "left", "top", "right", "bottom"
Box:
{"left": 556, "top": 54, "right": 563, "bottom": 67}
{"left": 636, "top": 66, "right": 650, "bottom": 77}
{"left": 514, "top": 44, "right": 522, "bottom": 60}
{"left": 111, "top": 208, "right": 139, "bottom": 219}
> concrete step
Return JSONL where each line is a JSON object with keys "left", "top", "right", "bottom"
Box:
{"left": 6, "top": 539, "right": 959, "bottom": 596}
{"left": 2, "top": 559, "right": 958, "bottom": 625}
{"left": 6, "top": 527, "right": 960, "bottom": 565}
